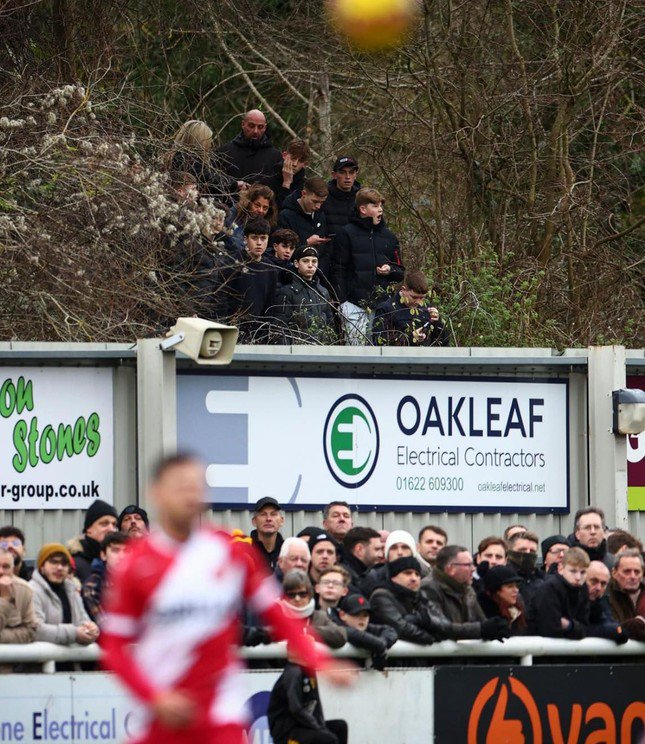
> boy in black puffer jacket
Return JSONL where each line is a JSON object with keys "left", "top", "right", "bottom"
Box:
{"left": 330, "top": 593, "right": 397, "bottom": 670}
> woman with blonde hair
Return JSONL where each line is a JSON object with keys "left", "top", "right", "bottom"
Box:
{"left": 167, "top": 119, "right": 237, "bottom": 201}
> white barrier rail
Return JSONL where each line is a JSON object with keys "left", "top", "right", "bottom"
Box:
{"left": 1, "top": 637, "right": 643, "bottom": 672}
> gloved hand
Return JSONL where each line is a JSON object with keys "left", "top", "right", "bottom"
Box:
{"left": 381, "top": 626, "right": 398, "bottom": 649}
{"left": 480, "top": 617, "right": 511, "bottom": 641}
{"left": 613, "top": 624, "right": 629, "bottom": 645}
{"left": 371, "top": 652, "right": 388, "bottom": 671}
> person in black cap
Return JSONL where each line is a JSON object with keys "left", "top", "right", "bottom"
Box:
{"left": 297, "top": 526, "right": 326, "bottom": 543}
{"left": 323, "top": 156, "right": 361, "bottom": 237}
{"left": 330, "top": 593, "right": 398, "bottom": 670}
{"left": 250, "top": 497, "right": 284, "bottom": 572}
{"left": 476, "top": 564, "right": 527, "bottom": 636}
{"left": 117, "top": 505, "right": 150, "bottom": 539}
{"left": 541, "top": 534, "right": 569, "bottom": 574}
{"left": 269, "top": 246, "right": 337, "bottom": 344}
{"left": 66, "top": 499, "right": 118, "bottom": 583}
{"left": 308, "top": 532, "right": 338, "bottom": 585}
{"left": 370, "top": 556, "right": 439, "bottom": 645}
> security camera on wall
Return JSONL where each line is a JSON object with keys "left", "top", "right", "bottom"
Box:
{"left": 161, "top": 318, "right": 239, "bottom": 366}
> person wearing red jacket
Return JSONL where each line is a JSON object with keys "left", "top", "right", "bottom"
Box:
{"left": 101, "top": 454, "right": 352, "bottom": 744}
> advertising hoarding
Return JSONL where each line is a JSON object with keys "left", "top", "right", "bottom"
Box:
{"left": 627, "top": 375, "right": 645, "bottom": 511}
{"left": 178, "top": 373, "right": 569, "bottom": 512}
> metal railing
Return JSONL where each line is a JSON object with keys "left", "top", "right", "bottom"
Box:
{"left": 1, "top": 637, "right": 643, "bottom": 673}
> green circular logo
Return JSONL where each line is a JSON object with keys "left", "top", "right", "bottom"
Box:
{"left": 324, "top": 395, "right": 379, "bottom": 488}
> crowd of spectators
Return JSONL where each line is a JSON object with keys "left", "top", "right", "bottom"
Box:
{"left": 0, "top": 501, "right": 643, "bottom": 678}
{"left": 166, "top": 108, "right": 451, "bottom": 347}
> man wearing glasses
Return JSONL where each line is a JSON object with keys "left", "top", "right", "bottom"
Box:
{"left": 541, "top": 534, "right": 569, "bottom": 574}
{"left": 420, "top": 545, "right": 510, "bottom": 641}
{"left": 0, "top": 526, "right": 32, "bottom": 581}
{"left": 568, "top": 507, "right": 614, "bottom": 569}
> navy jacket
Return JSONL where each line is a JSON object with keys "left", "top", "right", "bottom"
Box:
{"left": 217, "top": 132, "right": 282, "bottom": 186}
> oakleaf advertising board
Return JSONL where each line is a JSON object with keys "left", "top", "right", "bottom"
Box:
{"left": 178, "top": 374, "right": 568, "bottom": 511}
{"left": 627, "top": 375, "right": 645, "bottom": 511}
{"left": 0, "top": 368, "right": 114, "bottom": 509}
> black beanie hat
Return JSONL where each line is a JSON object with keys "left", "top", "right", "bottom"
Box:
{"left": 118, "top": 505, "right": 150, "bottom": 530}
{"left": 84, "top": 500, "right": 118, "bottom": 532}
{"left": 484, "top": 565, "right": 522, "bottom": 594}
{"left": 388, "top": 556, "right": 421, "bottom": 578}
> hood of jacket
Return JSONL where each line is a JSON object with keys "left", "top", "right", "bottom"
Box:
{"left": 66, "top": 534, "right": 101, "bottom": 561}
{"left": 348, "top": 208, "right": 388, "bottom": 232}
{"left": 280, "top": 191, "right": 317, "bottom": 219}
{"left": 232, "top": 131, "right": 275, "bottom": 151}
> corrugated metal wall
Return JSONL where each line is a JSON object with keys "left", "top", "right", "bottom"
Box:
{"left": 1, "top": 346, "right": 643, "bottom": 560}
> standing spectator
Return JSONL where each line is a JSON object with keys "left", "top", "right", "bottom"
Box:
{"left": 586, "top": 561, "right": 628, "bottom": 643}
{"left": 322, "top": 502, "right": 354, "bottom": 547}
{"left": 416, "top": 525, "right": 447, "bottom": 577}
{"left": 267, "top": 228, "right": 299, "bottom": 285}
{"left": 567, "top": 507, "right": 613, "bottom": 568}
{"left": 67, "top": 500, "right": 118, "bottom": 583}
{"left": 230, "top": 184, "right": 279, "bottom": 246}
{"left": 0, "top": 526, "right": 32, "bottom": 581}
{"left": 541, "top": 534, "right": 569, "bottom": 574}
{"left": 250, "top": 497, "right": 285, "bottom": 572}
{"left": 221, "top": 217, "right": 278, "bottom": 340}
{"left": 473, "top": 536, "right": 507, "bottom": 592}
{"left": 297, "top": 527, "right": 326, "bottom": 543}
{"left": 528, "top": 547, "right": 590, "bottom": 639}
{"left": 340, "top": 527, "right": 383, "bottom": 591}
{"left": 167, "top": 119, "right": 237, "bottom": 201}
{"left": 477, "top": 565, "right": 527, "bottom": 636}
{"left": 370, "top": 556, "right": 437, "bottom": 645}
{"left": 267, "top": 138, "right": 311, "bottom": 208}
{"left": 280, "top": 570, "right": 346, "bottom": 650}
{"left": 332, "top": 188, "right": 403, "bottom": 345}
{"left": 420, "top": 546, "right": 509, "bottom": 641}
{"left": 606, "top": 530, "right": 643, "bottom": 556}
{"left": 278, "top": 178, "right": 333, "bottom": 280}
{"left": 268, "top": 649, "right": 348, "bottom": 744}
{"left": 315, "top": 566, "right": 350, "bottom": 612}
{"left": 270, "top": 246, "right": 337, "bottom": 344}
{"left": 216, "top": 109, "right": 282, "bottom": 188}
{"left": 360, "top": 530, "right": 417, "bottom": 597}
{"left": 0, "top": 548, "right": 36, "bottom": 645}
{"left": 117, "top": 506, "right": 149, "bottom": 539}
{"left": 503, "top": 524, "right": 527, "bottom": 542}
{"left": 372, "top": 270, "right": 449, "bottom": 347}
{"left": 309, "top": 533, "right": 338, "bottom": 585}
{"left": 30, "top": 544, "right": 99, "bottom": 646}
{"left": 506, "top": 531, "right": 546, "bottom": 607}
{"left": 82, "top": 532, "right": 129, "bottom": 624}
{"left": 606, "top": 548, "right": 645, "bottom": 641}
{"left": 323, "top": 156, "right": 361, "bottom": 236}
{"left": 277, "top": 537, "right": 311, "bottom": 580}
{"left": 330, "top": 593, "right": 398, "bottom": 670}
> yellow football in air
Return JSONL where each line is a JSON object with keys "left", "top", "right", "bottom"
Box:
{"left": 326, "top": 0, "right": 420, "bottom": 52}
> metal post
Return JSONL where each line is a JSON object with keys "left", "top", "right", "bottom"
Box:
{"left": 136, "top": 339, "right": 177, "bottom": 516}
{"left": 588, "top": 346, "right": 628, "bottom": 529}
{"left": 520, "top": 655, "right": 533, "bottom": 666}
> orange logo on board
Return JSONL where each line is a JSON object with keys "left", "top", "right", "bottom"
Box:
{"left": 468, "top": 676, "right": 542, "bottom": 744}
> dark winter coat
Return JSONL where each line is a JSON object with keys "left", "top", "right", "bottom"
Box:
{"left": 340, "top": 553, "right": 373, "bottom": 593}
{"left": 527, "top": 574, "right": 590, "bottom": 639}
{"left": 173, "top": 234, "right": 231, "bottom": 319}
{"left": 219, "top": 251, "right": 278, "bottom": 336}
{"left": 360, "top": 564, "right": 387, "bottom": 599}
{"left": 250, "top": 530, "right": 284, "bottom": 573}
{"left": 268, "top": 662, "right": 328, "bottom": 744}
{"left": 419, "top": 569, "right": 486, "bottom": 640}
{"left": 277, "top": 193, "right": 332, "bottom": 278}
{"left": 566, "top": 535, "right": 614, "bottom": 569}
{"left": 372, "top": 292, "right": 450, "bottom": 347}
{"left": 268, "top": 275, "right": 335, "bottom": 342}
{"left": 331, "top": 211, "right": 403, "bottom": 305}
{"left": 370, "top": 580, "right": 436, "bottom": 644}
{"left": 587, "top": 595, "right": 626, "bottom": 641}
{"left": 329, "top": 608, "right": 397, "bottom": 669}
{"left": 606, "top": 579, "right": 645, "bottom": 641}
{"left": 322, "top": 180, "right": 361, "bottom": 236}
{"left": 477, "top": 592, "right": 528, "bottom": 636}
{"left": 66, "top": 535, "right": 102, "bottom": 584}
{"left": 81, "top": 558, "right": 106, "bottom": 622}
{"left": 506, "top": 556, "right": 548, "bottom": 609}
{"left": 216, "top": 132, "right": 282, "bottom": 187}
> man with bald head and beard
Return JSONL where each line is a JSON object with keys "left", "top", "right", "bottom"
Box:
{"left": 217, "top": 109, "right": 283, "bottom": 188}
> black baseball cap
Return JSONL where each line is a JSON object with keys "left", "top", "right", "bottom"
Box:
{"left": 339, "top": 593, "right": 371, "bottom": 615}
{"left": 310, "top": 532, "right": 337, "bottom": 550}
{"left": 293, "top": 246, "right": 318, "bottom": 262}
{"left": 332, "top": 156, "right": 359, "bottom": 171}
{"left": 253, "top": 497, "right": 281, "bottom": 513}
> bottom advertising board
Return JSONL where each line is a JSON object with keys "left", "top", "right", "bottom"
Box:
{"left": 434, "top": 665, "right": 644, "bottom": 744}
